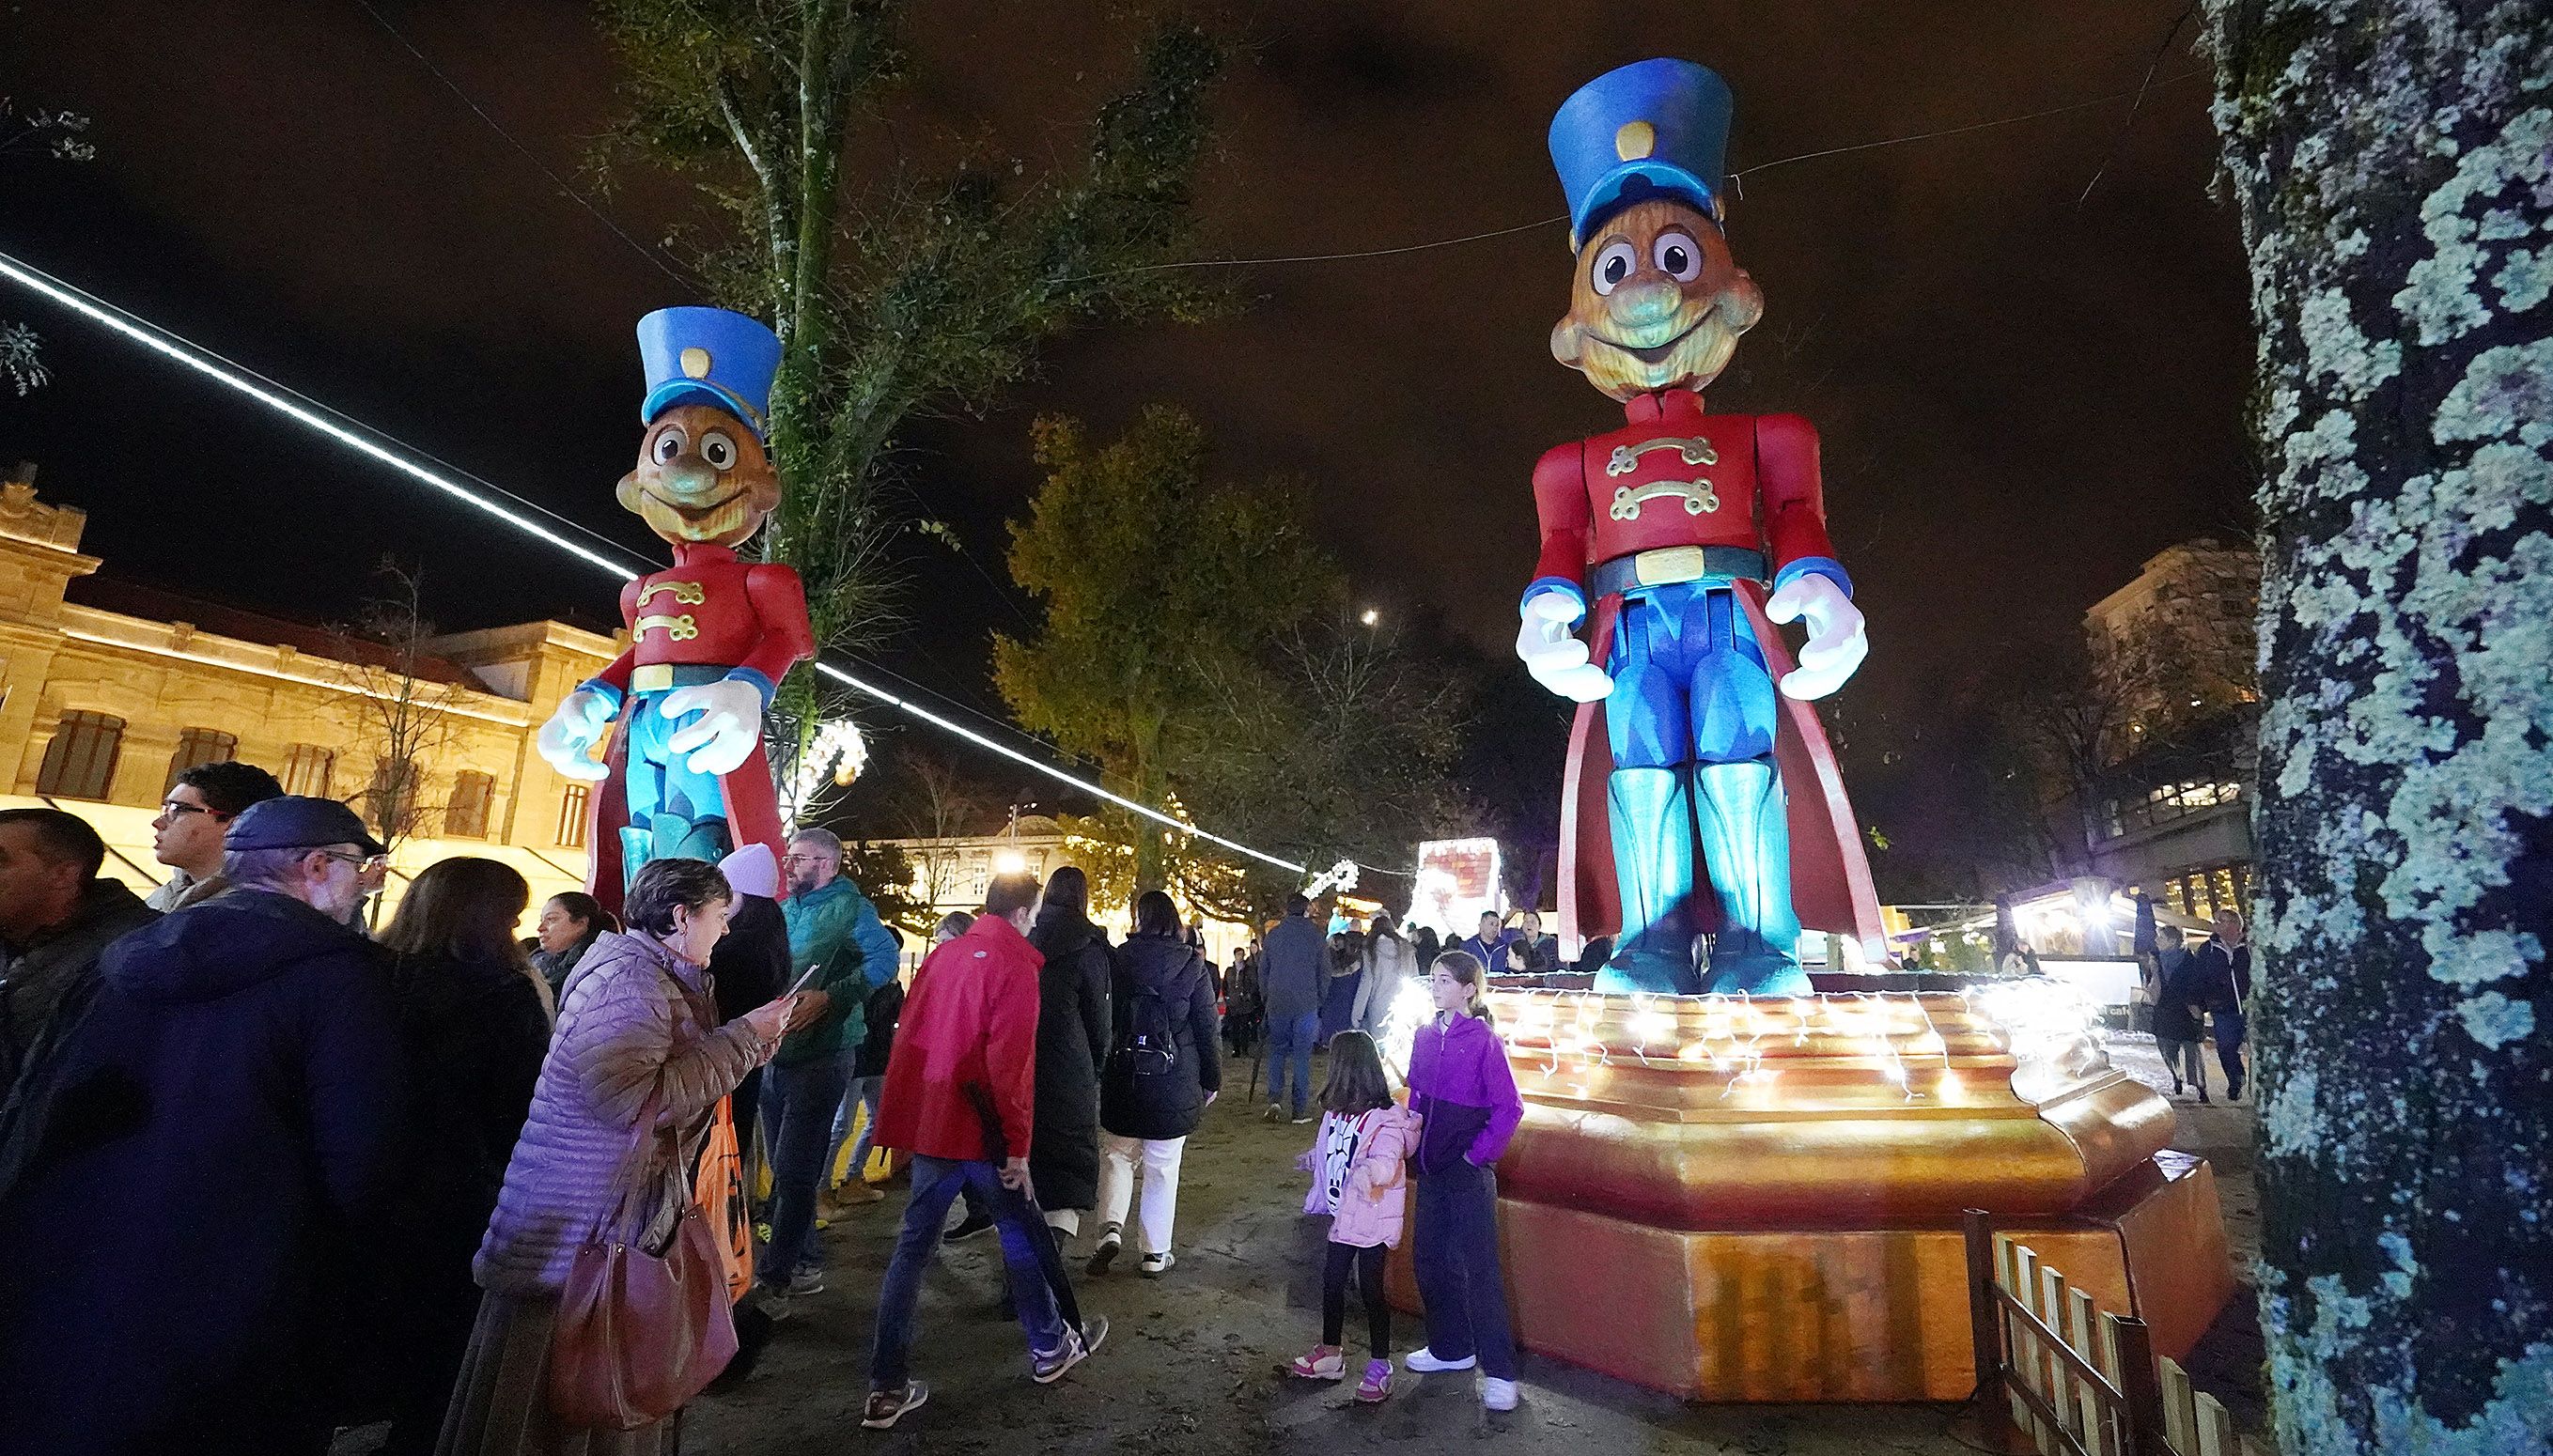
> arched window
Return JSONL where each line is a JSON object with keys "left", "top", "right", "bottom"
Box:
{"left": 281, "top": 743, "right": 335, "bottom": 798}
{"left": 35, "top": 710, "right": 124, "bottom": 799}
{"left": 163, "top": 727, "right": 240, "bottom": 796}
{"left": 445, "top": 770, "right": 495, "bottom": 838}
{"left": 365, "top": 758, "right": 423, "bottom": 843}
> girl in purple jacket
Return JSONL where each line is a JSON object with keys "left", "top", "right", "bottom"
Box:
{"left": 1401, "top": 950, "right": 1525, "bottom": 1412}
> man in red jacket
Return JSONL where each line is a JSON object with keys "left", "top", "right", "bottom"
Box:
{"left": 861, "top": 873, "right": 1106, "bottom": 1429}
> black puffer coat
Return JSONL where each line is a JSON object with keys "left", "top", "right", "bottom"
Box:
{"left": 1027, "top": 904, "right": 1111, "bottom": 1212}
{"left": 1100, "top": 933, "right": 1222, "bottom": 1141}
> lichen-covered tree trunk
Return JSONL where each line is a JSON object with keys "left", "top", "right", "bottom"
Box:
{"left": 2202, "top": 4, "right": 2551, "bottom": 1451}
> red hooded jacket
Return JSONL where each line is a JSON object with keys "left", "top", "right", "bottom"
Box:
{"left": 874, "top": 914, "right": 1043, "bottom": 1164}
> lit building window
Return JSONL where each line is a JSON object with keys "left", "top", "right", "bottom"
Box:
{"left": 281, "top": 743, "right": 335, "bottom": 798}
{"left": 36, "top": 710, "right": 124, "bottom": 800}
{"left": 163, "top": 727, "right": 240, "bottom": 796}
{"left": 556, "top": 782, "right": 589, "bottom": 849}
{"left": 445, "top": 770, "right": 495, "bottom": 838}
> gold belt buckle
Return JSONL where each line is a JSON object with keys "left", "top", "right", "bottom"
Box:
{"left": 630, "top": 664, "right": 676, "bottom": 693}
{"left": 1633, "top": 545, "right": 1712, "bottom": 587}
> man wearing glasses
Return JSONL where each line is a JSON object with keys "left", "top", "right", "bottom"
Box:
{"left": 0, "top": 795, "right": 403, "bottom": 1455}
{"left": 146, "top": 761, "right": 283, "bottom": 911}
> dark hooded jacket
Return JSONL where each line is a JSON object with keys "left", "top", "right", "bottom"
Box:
{"left": 1100, "top": 933, "right": 1222, "bottom": 1141}
{"left": 1027, "top": 902, "right": 1111, "bottom": 1212}
{"left": 0, "top": 889, "right": 405, "bottom": 1456}
{"left": 0, "top": 876, "right": 157, "bottom": 1090}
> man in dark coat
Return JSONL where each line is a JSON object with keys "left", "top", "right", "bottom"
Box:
{"left": 0, "top": 809, "right": 157, "bottom": 1092}
{"left": 0, "top": 797, "right": 404, "bottom": 1456}
{"left": 1027, "top": 868, "right": 1112, "bottom": 1235}
{"left": 2185, "top": 910, "right": 2254, "bottom": 1101}
{"left": 1258, "top": 895, "right": 1331, "bottom": 1123}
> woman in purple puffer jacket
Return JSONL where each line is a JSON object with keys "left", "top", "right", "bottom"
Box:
{"left": 1400, "top": 950, "right": 1525, "bottom": 1414}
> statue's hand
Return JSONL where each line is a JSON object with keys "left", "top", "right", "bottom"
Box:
{"left": 661, "top": 678, "right": 766, "bottom": 776}
{"left": 1766, "top": 573, "right": 1868, "bottom": 701}
{"left": 537, "top": 689, "right": 616, "bottom": 781}
{"left": 1516, "top": 587, "right": 1614, "bottom": 703}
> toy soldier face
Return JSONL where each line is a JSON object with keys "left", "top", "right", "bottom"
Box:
{"left": 1551, "top": 197, "right": 1765, "bottom": 401}
{"left": 616, "top": 401, "right": 783, "bottom": 548}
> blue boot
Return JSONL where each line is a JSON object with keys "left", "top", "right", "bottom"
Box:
{"left": 1692, "top": 757, "right": 1809, "bottom": 997}
{"left": 1596, "top": 766, "right": 1702, "bottom": 995}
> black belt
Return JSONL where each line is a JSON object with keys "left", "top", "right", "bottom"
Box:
{"left": 629, "top": 663, "right": 732, "bottom": 693}
{"left": 1586, "top": 546, "right": 1768, "bottom": 599}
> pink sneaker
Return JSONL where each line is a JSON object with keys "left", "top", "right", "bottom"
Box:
{"left": 1355, "top": 1358, "right": 1393, "bottom": 1402}
{"left": 1288, "top": 1344, "right": 1346, "bottom": 1381}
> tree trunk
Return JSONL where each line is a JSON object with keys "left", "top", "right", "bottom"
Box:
{"left": 2202, "top": 4, "right": 2552, "bottom": 1451}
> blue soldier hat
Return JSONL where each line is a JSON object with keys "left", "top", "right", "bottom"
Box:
{"left": 637, "top": 306, "right": 781, "bottom": 441}
{"left": 1548, "top": 58, "right": 1735, "bottom": 250}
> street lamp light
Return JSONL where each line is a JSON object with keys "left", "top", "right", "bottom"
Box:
{"left": 1360, "top": 608, "right": 1379, "bottom": 627}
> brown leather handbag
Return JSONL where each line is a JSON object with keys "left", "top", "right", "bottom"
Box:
{"left": 548, "top": 1086, "right": 739, "bottom": 1430}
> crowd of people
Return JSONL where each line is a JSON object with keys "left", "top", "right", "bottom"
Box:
{"left": 0, "top": 786, "right": 1550, "bottom": 1452}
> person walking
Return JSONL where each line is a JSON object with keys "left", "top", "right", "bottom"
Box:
{"left": 441, "top": 857, "right": 805, "bottom": 1456}
{"left": 2148, "top": 924, "right": 2208, "bottom": 1101}
{"left": 706, "top": 844, "right": 789, "bottom": 1161}
{"left": 913, "top": 913, "right": 999, "bottom": 1245}
{"left": 1287, "top": 1030, "right": 1419, "bottom": 1402}
{"left": 1222, "top": 938, "right": 1261, "bottom": 1059}
{"left": 860, "top": 873, "right": 1107, "bottom": 1431}
{"left": 1320, "top": 926, "right": 1366, "bottom": 1045}
{"left": 144, "top": 760, "right": 283, "bottom": 910}
{"left": 760, "top": 829, "right": 898, "bottom": 1305}
{"left": 1402, "top": 950, "right": 1525, "bottom": 1413}
{"left": 1089, "top": 891, "right": 1222, "bottom": 1278}
{"left": 1259, "top": 894, "right": 1330, "bottom": 1123}
{"left": 2187, "top": 909, "right": 2253, "bottom": 1101}
{"left": 0, "top": 808, "right": 157, "bottom": 1092}
{"left": 0, "top": 796, "right": 403, "bottom": 1456}
{"left": 372, "top": 859, "right": 553, "bottom": 1456}
{"left": 1350, "top": 911, "right": 1419, "bottom": 1039}
{"left": 531, "top": 892, "right": 615, "bottom": 1002}
{"left": 823, "top": 952, "right": 905, "bottom": 1214}
{"left": 1027, "top": 865, "right": 1111, "bottom": 1239}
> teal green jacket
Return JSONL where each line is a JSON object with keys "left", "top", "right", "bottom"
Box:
{"left": 775, "top": 876, "right": 899, "bottom": 1068}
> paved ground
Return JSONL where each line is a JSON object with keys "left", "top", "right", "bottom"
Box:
{"left": 337, "top": 1032, "right": 2265, "bottom": 1453}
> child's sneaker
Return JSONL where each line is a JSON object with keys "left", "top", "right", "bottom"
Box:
{"left": 1355, "top": 1358, "right": 1393, "bottom": 1402}
{"left": 1482, "top": 1376, "right": 1519, "bottom": 1411}
{"left": 1288, "top": 1344, "right": 1347, "bottom": 1381}
{"left": 1404, "top": 1346, "right": 1475, "bottom": 1372}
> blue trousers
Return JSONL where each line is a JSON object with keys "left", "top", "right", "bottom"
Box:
{"left": 1606, "top": 581, "right": 1775, "bottom": 768}
{"left": 1412, "top": 1158, "right": 1516, "bottom": 1380}
{"left": 618, "top": 685, "right": 734, "bottom": 884}
{"left": 867, "top": 1155, "right": 1066, "bottom": 1390}
{"left": 759, "top": 1048, "right": 854, "bottom": 1285}
{"left": 1265, "top": 1011, "right": 1320, "bottom": 1116}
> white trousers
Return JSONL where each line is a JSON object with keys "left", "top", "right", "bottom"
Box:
{"left": 1096, "top": 1133, "right": 1189, "bottom": 1255}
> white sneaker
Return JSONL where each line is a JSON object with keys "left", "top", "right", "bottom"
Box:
{"left": 1404, "top": 1347, "right": 1476, "bottom": 1372}
{"left": 1482, "top": 1376, "right": 1518, "bottom": 1411}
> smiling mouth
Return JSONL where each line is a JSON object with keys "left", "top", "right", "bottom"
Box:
{"left": 1587, "top": 318, "right": 1705, "bottom": 363}
{"left": 645, "top": 487, "right": 745, "bottom": 521}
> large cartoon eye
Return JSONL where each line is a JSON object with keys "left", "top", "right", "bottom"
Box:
{"left": 651, "top": 427, "right": 685, "bottom": 464}
{"left": 1591, "top": 240, "right": 1639, "bottom": 296}
{"left": 1653, "top": 230, "right": 1702, "bottom": 282}
{"left": 700, "top": 430, "right": 737, "bottom": 471}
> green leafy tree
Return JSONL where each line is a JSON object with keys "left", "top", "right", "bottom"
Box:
{"left": 593, "top": 1, "right": 1223, "bottom": 748}
{"left": 993, "top": 407, "right": 1340, "bottom": 892}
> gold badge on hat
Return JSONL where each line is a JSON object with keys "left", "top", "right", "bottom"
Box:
{"left": 679, "top": 347, "right": 713, "bottom": 379}
{"left": 1615, "top": 120, "right": 1657, "bottom": 161}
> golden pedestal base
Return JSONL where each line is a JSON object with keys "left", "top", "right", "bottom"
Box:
{"left": 1380, "top": 991, "right": 2235, "bottom": 1402}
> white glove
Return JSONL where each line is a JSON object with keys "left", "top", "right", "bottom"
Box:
{"left": 661, "top": 678, "right": 767, "bottom": 776}
{"left": 537, "top": 688, "right": 617, "bottom": 781}
{"left": 1765, "top": 572, "right": 1868, "bottom": 701}
{"left": 1516, "top": 588, "right": 1614, "bottom": 704}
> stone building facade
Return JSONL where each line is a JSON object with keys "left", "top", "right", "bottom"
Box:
{"left": 0, "top": 473, "right": 615, "bottom": 914}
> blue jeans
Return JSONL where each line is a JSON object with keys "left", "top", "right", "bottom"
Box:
{"left": 827, "top": 1074, "right": 886, "bottom": 1186}
{"left": 1266, "top": 1011, "right": 1320, "bottom": 1117}
{"left": 759, "top": 1048, "right": 855, "bottom": 1286}
{"left": 1413, "top": 1157, "right": 1517, "bottom": 1380}
{"left": 867, "top": 1154, "right": 1066, "bottom": 1389}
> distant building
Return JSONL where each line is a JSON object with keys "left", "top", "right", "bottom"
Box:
{"left": 0, "top": 471, "right": 616, "bottom": 914}
{"left": 2078, "top": 537, "right": 2261, "bottom": 920}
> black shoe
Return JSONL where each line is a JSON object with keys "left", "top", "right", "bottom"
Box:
{"left": 2226, "top": 1081, "right": 2244, "bottom": 1101}
{"left": 2169, "top": 1079, "right": 2184, "bottom": 1096}
{"left": 946, "top": 1210, "right": 996, "bottom": 1243}
{"left": 1087, "top": 1225, "right": 1123, "bottom": 1277}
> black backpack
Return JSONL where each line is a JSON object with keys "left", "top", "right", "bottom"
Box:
{"left": 1123, "top": 953, "right": 1194, "bottom": 1077}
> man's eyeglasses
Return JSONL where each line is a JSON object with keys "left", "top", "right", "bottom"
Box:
{"left": 157, "top": 801, "right": 230, "bottom": 820}
{"left": 314, "top": 850, "right": 392, "bottom": 872}
{"left": 781, "top": 854, "right": 834, "bottom": 865}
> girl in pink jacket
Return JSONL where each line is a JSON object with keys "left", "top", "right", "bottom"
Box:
{"left": 1289, "top": 1030, "right": 1419, "bottom": 1402}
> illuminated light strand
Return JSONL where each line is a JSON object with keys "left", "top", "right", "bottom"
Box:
{"left": 0, "top": 248, "right": 1309, "bottom": 876}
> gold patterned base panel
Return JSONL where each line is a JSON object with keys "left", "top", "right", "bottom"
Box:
{"left": 1383, "top": 1151, "right": 2234, "bottom": 1403}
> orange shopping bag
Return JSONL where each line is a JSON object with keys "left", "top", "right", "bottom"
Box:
{"left": 692, "top": 1092, "right": 754, "bottom": 1303}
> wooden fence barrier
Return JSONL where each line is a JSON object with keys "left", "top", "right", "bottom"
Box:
{"left": 1962, "top": 1209, "right": 2259, "bottom": 1456}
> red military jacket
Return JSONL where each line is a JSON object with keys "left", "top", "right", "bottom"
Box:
{"left": 1529, "top": 388, "right": 1838, "bottom": 596}
{"left": 588, "top": 542, "right": 815, "bottom": 693}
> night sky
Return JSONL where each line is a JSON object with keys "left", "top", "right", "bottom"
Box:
{"left": 0, "top": 2, "right": 2254, "bottom": 876}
